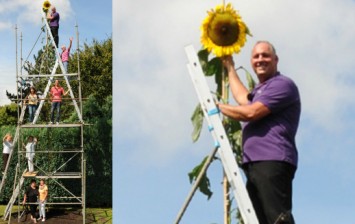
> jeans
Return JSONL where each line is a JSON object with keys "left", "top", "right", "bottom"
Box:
{"left": 63, "top": 61, "right": 68, "bottom": 73}
{"left": 39, "top": 200, "right": 46, "bottom": 218}
{"left": 50, "top": 26, "right": 59, "bottom": 48}
{"left": 50, "top": 101, "right": 61, "bottom": 123}
{"left": 243, "top": 161, "right": 296, "bottom": 224}
{"left": 28, "top": 104, "right": 37, "bottom": 123}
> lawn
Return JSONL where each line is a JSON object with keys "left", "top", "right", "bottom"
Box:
{"left": 0, "top": 205, "right": 112, "bottom": 223}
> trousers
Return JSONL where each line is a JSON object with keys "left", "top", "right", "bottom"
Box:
{"left": 243, "top": 161, "right": 296, "bottom": 224}
{"left": 50, "top": 102, "right": 61, "bottom": 123}
{"left": 50, "top": 26, "right": 59, "bottom": 48}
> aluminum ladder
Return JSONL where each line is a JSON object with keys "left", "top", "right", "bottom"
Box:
{"left": 185, "top": 45, "right": 259, "bottom": 224}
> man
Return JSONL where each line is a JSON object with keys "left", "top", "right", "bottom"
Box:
{"left": 23, "top": 179, "right": 39, "bottom": 223}
{"left": 218, "top": 41, "right": 301, "bottom": 224}
{"left": 50, "top": 80, "right": 69, "bottom": 125}
{"left": 61, "top": 37, "right": 73, "bottom": 73}
{"left": 47, "top": 6, "right": 60, "bottom": 48}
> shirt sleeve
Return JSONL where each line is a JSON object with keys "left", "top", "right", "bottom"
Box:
{"left": 255, "top": 77, "right": 299, "bottom": 113}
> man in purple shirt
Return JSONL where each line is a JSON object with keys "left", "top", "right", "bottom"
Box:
{"left": 47, "top": 6, "right": 60, "bottom": 48}
{"left": 218, "top": 41, "right": 301, "bottom": 224}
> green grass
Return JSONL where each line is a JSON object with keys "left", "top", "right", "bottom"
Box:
{"left": 0, "top": 205, "right": 112, "bottom": 223}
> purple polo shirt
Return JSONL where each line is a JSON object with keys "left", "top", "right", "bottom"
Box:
{"left": 49, "top": 12, "right": 60, "bottom": 27}
{"left": 242, "top": 72, "right": 301, "bottom": 167}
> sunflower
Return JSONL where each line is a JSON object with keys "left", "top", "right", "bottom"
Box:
{"left": 42, "top": 0, "right": 51, "bottom": 11}
{"left": 201, "top": 3, "right": 251, "bottom": 57}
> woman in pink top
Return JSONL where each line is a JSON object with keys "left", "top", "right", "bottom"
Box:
{"left": 61, "top": 37, "right": 73, "bottom": 73}
{"left": 50, "top": 80, "right": 69, "bottom": 124}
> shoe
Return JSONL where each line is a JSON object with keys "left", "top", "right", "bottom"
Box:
{"left": 49, "top": 122, "right": 53, "bottom": 125}
{"left": 56, "top": 122, "right": 59, "bottom": 125}
{"left": 37, "top": 217, "right": 42, "bottom": 220}
{"left": 42, "top": 218, "right": 45, "bottom": 222}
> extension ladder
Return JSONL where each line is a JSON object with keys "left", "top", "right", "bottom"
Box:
{"left": 0, "top": 105, "right": 27, "bottom": 195}
{"left": 185, "top": 45, "right": 259, "bottom": 224}
{"left": 3, "top": 169, "right": 26, "bottom": 220}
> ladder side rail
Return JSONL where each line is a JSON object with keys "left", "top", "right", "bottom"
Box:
{"left": 41, "top": 12, "right": 83, "bottom": 122}
{"left": 63, "top": 74, "right": 83, "bottom": 122}
{"left": 185, "top": 45, "right": 259, "bottom": 224}
{"left": 0, "top": 115, "right": 24, "bottom": 194}
{"left": 32, "top": 60, "right": 59, "bottom": 124}
{"left": 3, "top": 174, "right": 25, "bottom": 220}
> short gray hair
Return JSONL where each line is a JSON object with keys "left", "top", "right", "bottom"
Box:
{"left": 254, "top": 40, "right": 277, "bottom": 55}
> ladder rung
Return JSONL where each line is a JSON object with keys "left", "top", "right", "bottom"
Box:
{"left": 18, "top": 73, "right": 78, "bottom": 77}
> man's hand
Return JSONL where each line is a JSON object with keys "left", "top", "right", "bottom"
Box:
{"left": 222, "top": 56, "right": 235, "bottom": 71}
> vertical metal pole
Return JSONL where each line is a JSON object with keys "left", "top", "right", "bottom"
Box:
{"left": 76, "top": 22, "right": 85, "bottom": 224}
{"left": 82, "top": 159, "right": 86, "bottom": 224}
{"left": 15, "top": 24, "right": 20, "bottom": 222}
{"left": 76, "top": 23, "right": 83, "bottom": 118}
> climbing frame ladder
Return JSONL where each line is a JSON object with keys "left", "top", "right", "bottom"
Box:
{"left": 0, "top": 105, "right": 27, "bottom": 195}
{"left": 3, "top": 168, "right": 26, "bottom": 220}
{"left": 31, "top": 11, "right": 82, "bottom": 124}
{"left": 184, "top": 45, "right": 259, "bottom": 224}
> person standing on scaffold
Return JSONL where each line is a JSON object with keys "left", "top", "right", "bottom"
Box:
{"left": 47, "top": 5, "right": 60, "bottom": 48}
{"left": 61, "top": 37, "right": 73, "bottom": 74}
{"left": 24, "top": 136, "right": 37, "bottom": 173}
{"left": 49, "top": 80, "right": 69, "bottom": 125}
{"left": 25, "top": 87, "right": 39, "bottom": 124}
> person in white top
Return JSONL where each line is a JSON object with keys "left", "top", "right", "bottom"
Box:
{"left": 2, "top": 133, "right": 14, "bottom": 173}
{"left": 25, "top": 136, "right": 37, "bottom": 173}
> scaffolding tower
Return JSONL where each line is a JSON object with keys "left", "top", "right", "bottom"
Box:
{"left": 1, "top": 10, "right": 86, "bottom": 223}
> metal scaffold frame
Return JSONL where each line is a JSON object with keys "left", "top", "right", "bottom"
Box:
{"left": 1, "top": 11, "right": 86, "bottom": 224}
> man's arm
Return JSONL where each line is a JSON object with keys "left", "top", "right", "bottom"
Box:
{"left": 47, "top": 12, "right": 53, "bottom": 20}
{"left": 23, "top": 193, "right": 27, "bottom": 205}
{"left": 218, "top": 101, "right": 271, "bottom": 122}
{"left": 222, "top": 56, "right": 250, "bottom": 105}
{"left": 68, "top": 37, "right": 73, "bottom": 51}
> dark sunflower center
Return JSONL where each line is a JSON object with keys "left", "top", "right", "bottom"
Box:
{"left": 207, "top": 13, "right": 240, "bottom": 46}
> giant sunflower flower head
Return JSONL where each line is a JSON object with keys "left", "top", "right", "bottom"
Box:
{"left": 201, "top": 3, "right": 251, "bottom": 57}
{"left": 43, "top": 0, "right": 51, "bottom": 12}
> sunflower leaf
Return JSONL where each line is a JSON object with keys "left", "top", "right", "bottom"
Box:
{"left": 191, "top": 104, "right": 204, "bottom": 142}
{"left": 244, "top": 67, "right": 256, "bottom": 91}
{"left": 198, "top": 49, "right": 209, "bottom": 74}
{"left": 188, "top": 156, "right": 214, "bottom": 199}
{"left": 205, "top": 57, "right": 222, "bottom": 77}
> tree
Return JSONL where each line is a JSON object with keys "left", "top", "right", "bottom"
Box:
{"left": 0, "top": 104, "right": 18, "bottom": 126}
{"left": 1, "top": 36, "right": 113, "bottom": 207}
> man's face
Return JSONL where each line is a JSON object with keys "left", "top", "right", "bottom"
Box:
{"left": 31, "top": 182, "right": 36, "bottom": 188}
{"left": 52, "top": 7, "right": 56, "bottom": 13}
{"left": 251, "top": 42, "right": 278, "bottom": 82}
{"left": 55, "top": 80, "right": 59, "bottom": 86}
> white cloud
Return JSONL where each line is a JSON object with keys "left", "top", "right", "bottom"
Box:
{"left": 0, "top": 0, "right": 73, "bottom": 26}
{"left": 0, "top": 21, "right": 12, "bottom": 31}
{"left": 116, "top": 0, "right": 355, "bottom": 167}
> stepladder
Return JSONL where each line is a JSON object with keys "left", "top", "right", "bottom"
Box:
{"left": 185, "top": 45, "right": 259, "bottom": 224}
{"left": 31, "top": 11, "right": 83, "bottom": 124}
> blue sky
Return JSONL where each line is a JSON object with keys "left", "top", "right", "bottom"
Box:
{"left": 0, "top": 0, "right": 112, "bottom": 105}
{"left": 115, "top": 0, "right": 355, "bottom": 223}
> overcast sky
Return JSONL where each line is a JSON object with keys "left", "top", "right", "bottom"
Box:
{"left": 115, "top": 0, "right": 355, "bottom": 223}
